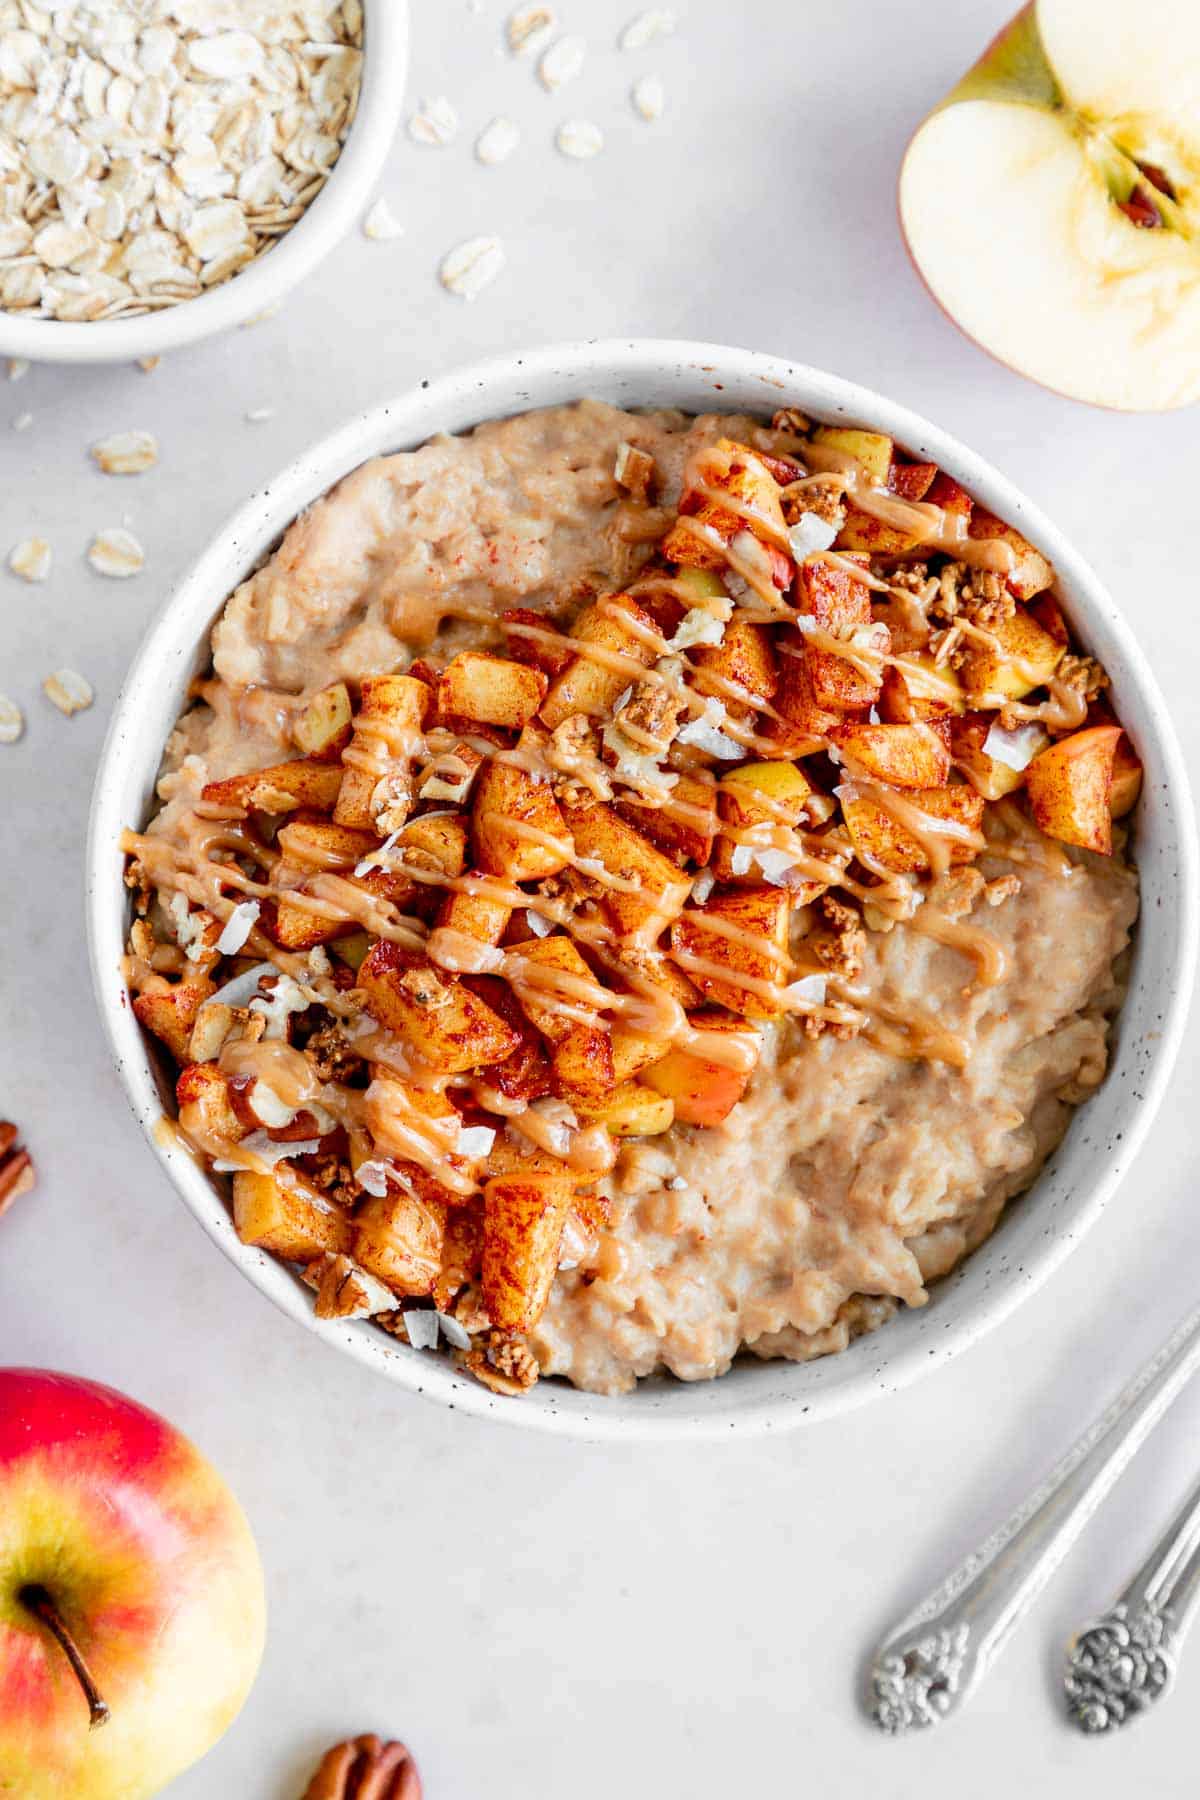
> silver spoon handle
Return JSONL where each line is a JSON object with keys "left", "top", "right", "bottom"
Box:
{"left": 1065, "top": 1469, "right": 1200, "bottom": 1733}
{"left": 868, "top": 1302, "right": 1200, "bottom": 1734}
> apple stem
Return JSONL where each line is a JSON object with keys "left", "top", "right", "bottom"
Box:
{"left": 18, "top": 1585, "right": 110, "bottom": 1731}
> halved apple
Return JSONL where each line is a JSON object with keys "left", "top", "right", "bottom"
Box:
{"left": 899, "top": 0, "right": 1200, "bottom": 411}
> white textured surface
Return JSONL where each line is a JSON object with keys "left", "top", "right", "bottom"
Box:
{"left": 2, "top": 2, "right": 1200, "bottom": 1795}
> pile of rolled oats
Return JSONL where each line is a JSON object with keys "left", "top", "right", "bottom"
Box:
{"left": 0, "top": 0, "right": 363, "bottom": 323}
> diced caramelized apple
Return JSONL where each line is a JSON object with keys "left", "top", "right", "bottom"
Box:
{"left": 714, "top": 760, "right": 819, "bottom": 885}
{"left": 232, "top": 1169, "right": 353, "bottom": 1261}
{"left": 924, "top": 471, "right": 973, "bottom": 525}
{"left": 840, "top": 783, "right": 986, "bottom": 874}
{"left": 949, "top": 713, "right": 1044, "bottom": 801}
{"left": 969, "top": 510, "right": 1055, "bottom": 600}
{"left": 261, "top": 878, "right": 353, "bottom": 952}
{"left": 503, "top": 607, "right": 575, "bottom": 678}
{"left": 578, "top": 1083, "right": 675, "bottom": 1137}
{"left": 889, "top": 459, "right": 939, "bottom": 501}
{"left": 202, "top": 758, "right": 343, "bottom": 815}
{"left": 642, "top": 1010, "right": 760, "bottom": 1125}
{"left": 353, "top": 1190, "right": 446, "bottom": 1297}
{"left": 437, "top": 651, "right": 548, "bottom": 730}
{"left": 609, "top": 1026, "right": 669, "bottom": 1083}
{"left": 176, "top": 1061, "right": 247, "bottom": 1143}
{"left": 961, "top": 610, "right": 1064, "bottom": 701}
{"left": 1110, "top": 734, "right": 1143, "bottom": 819}
{"left": 433, "top": 1198, "right": 484, "bottom": 1311}
{"left": 276, "top": 814, "right": 379, "bottom": 869}
{"left": 690, "top": 620, "right": 777, "bottom": 717}
{"left": 359, "top": 942, "right": 519, "bottom": 1074}
{"left": 767, "top": 639, "right": 847, "bottom": 749}
{"left": 334, "top": 674, "right": 429, "bottom": 830}
{"left": 558, "top": 797, "right": 691, "bottom": 943}
{"left": 1026, "top": 726, "right": 1121, "bottom": 855}
{"left": 812, "top": 426, "right": 893, "bottom": 485}
{"left": 834, "top": 720, "right": 951, "bottom": 789}
{"left": 292, "top": 682, "right": 353, "bottom": 761}
{"left": 550, "top": 1023, "right": 616, "bottom": 1104}
{"left": 882, "top": 656, "right": 966, "bottom": 722}
{"left": 795, "top": 555, "right": 885, "bottom": 713}
{"left": 471, "top": 760, "right": 571, "bottom": 881}
{"left": 661, "top": 440, "right": 788, "bottom": 571}
{"left": 539, "top": 594, "right": 660, "bottom": 729}
{"left": 670, "top": 886, "right": 792, "bottom": 1019}
{"left": 436, "top": 877, "right": 512, "bottom": 947}
{"left": 616, "top": 771, "right": 718, "bottom": 868}
{"left": 132, "top": 975, "right": 215, "bottom": 1063}
{"left": 482, "top": 1172, "right": 573, "bottom": 1332}
{"left": 507, "top": 934, "right": 599, "bottom": 1044}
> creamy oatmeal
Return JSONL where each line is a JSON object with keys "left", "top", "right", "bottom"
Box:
{"left": 122, "top": 399, "right": 1140, "bottom": 1398}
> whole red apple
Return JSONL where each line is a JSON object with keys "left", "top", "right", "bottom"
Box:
{"left": 0, "top": 1369, "right": 266, "bottom": 1799}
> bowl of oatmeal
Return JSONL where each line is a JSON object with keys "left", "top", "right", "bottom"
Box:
{"left": 87, "top": 339, "right": 1197, "bottom": 1437}
{"left": 0, "top": 0, "right": 406, "bottom": 363}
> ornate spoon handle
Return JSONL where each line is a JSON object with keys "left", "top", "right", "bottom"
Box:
{"left": 867, "top": 1303, "right": 1200, "bottom": 1734}
{"left": 1064, "top": 1469, "right": 1200, "bottom": 1733}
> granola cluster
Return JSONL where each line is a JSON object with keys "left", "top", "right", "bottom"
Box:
{"left": 124, "top": 414, "right": 1139, "bottom": 1397}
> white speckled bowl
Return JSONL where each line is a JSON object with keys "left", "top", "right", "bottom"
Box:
{"left": 0, "top": 1, "right": 407, "bottom": 365}
{"left": 86, "top": 340, "right": 1198, "bottom": 1439}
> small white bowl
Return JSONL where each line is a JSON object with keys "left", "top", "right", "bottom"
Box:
{"left": 0, "top": 2, "right": 408, "bottom": 366}
{"left": 86, "top": 339, "right": 1199, "bottom": 1439}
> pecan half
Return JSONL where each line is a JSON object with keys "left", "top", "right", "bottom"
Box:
{"left": 0, "top": 1122, "right": 34, "bottom": 1220}
{"left": 300, "top": 1734, "right": 422, "bottom": 1800}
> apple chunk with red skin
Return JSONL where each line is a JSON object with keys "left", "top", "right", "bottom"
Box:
{"left": 899, "top": 0, "right": 1200, "bottom": 411}
{"left": 0, "top": 1369, "right": 266, "bottom": 1800}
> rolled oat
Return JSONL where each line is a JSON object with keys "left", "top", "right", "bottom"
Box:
{"left": 43, "top": 668, "right": 93, "bottom": 715}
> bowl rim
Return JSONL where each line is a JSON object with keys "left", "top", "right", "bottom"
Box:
{"left": 0, "top": 0, "right": 408, "bottom": 365}
{"left": 86, "top": 337, "right": 1200, "bottom": 1440}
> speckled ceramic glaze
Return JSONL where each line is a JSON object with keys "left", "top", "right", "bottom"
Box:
{"left": 85, "top": 341, "right": 1198, "bottom": 1439}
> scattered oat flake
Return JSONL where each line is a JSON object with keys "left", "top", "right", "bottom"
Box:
{"left": 91, "top": 431, "right": 158, "bottom": 476}
{"left": 137, "top": 357, "right": 161, "bottom": 374}
{"left": 8, "top": 359, "right": 29, "bottom": 382}
{"left": 475, "top": 116, "right": 521, "bottom": 166}
{"left": 620, "top": 8, "right": 677, "bottom": 49}
{"left": 246, "top": 407, "right": 274, "bottom": 423}
{"left": 43, "top": 669, "right": 93, "bottom": 716}
{"left": 0, "top": 696, "right": 25, "bottom": 744}
{"left": 632, "top": 73, "right": 665, "bottom": 119}
{"left": 556, "top": 119, "right": 604, "bottom": 159}
{"left": 88, "top": 528, "right": 145, "bottom": 578}
{"left": 363, "top": 197, "right": 404, "bottom": 242}
{"left": 408, "top": 96, "right": 459, "bottom": 146}
{"left": 539, "top": 35, "right": 586, "bottom": 89}
{"left": 242, "top": 302, "right": 284, "bottom": 328}
{"left": 8, "top": 538, "right": 51, "bottom": 583}
{"left": 508, "top": 6, "right": 557, "bottom": 53}
{"left": 13, "top": 414, "right": 32, "bottom": 433}
{"left": 439, "top": 235, "right": 505, "bottom": 300}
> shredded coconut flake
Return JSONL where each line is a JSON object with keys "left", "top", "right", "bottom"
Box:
{"left": 216, "top": 900, "right": 260, "bottom": 955}
{"left": 214, "top": 1131, "right": 320, "bottom": 1172}
{"left": 677, "top": 697, "right": 742, "bottom": 760}
{"left": 788, "top": 512, "right": 838, "bottom": 559}
{"left": 437, "top": 1312, "right": 472, "bottom": 1350}
{"left": 669, "top": 604, "right": 729, "bottom": 649}
{"left": 207, "top": 961, "right": 276, "bottom": 1011}
{"left": 355, "top": 1159, "right": 392, "bottom": 1198}
{"left": 755, "top": 848, "right": 797, "bottom": 885}
{"left": 730, "top": 845, "right": 754, "bottom": 876}
{"left": 405, "top": 1310, "right": 440, "bottom": 1351}
{"left": 458, "top": 1125, "right": 497, "bottom": 1158}
{"left": 691, "top": 866, "right": 714, "bottom": 903}
{"left": 783, "top": 973, "right": 828, "bottom": 1006}
{"left": 526, "top": 907, "right": 554, "bottom": 937}
{"left": 983, "top": 721, "right": 1048, "bottom": 772}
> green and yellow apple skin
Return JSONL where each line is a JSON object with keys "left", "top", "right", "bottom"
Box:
{"left": 0, "top": 1370, "right": 266, "bottom": 1800}
{"left": 899, "top": 0, "right": 1200, "bottom": 411}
